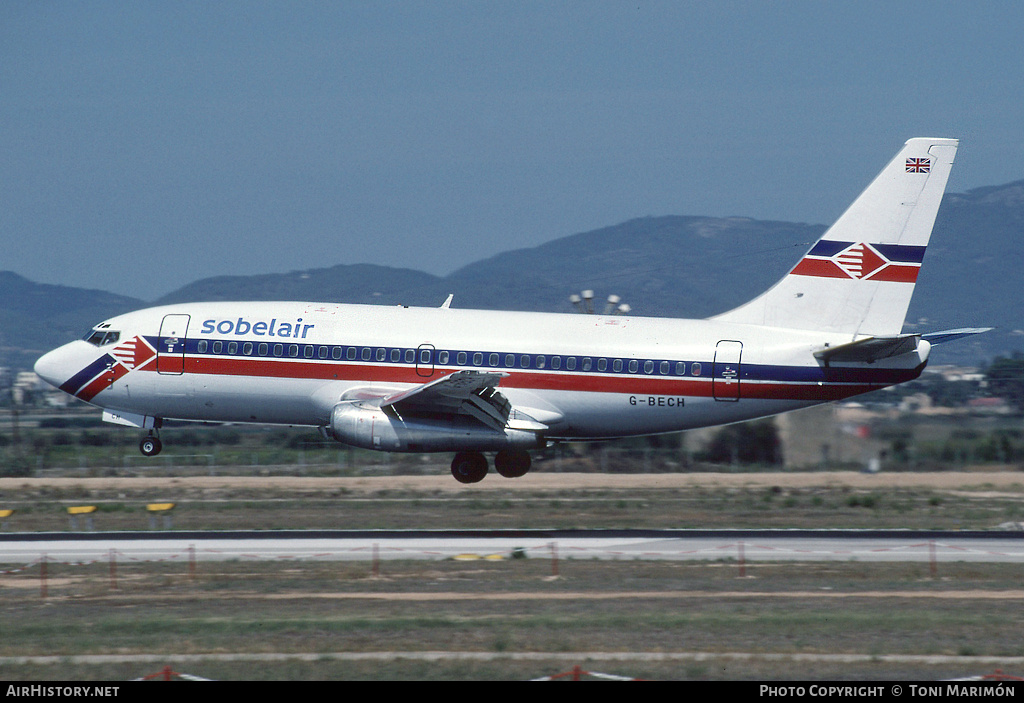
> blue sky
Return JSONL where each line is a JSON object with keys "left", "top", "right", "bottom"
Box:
{"left": 2, "top": 1, "right": 1023, "bottom": 300}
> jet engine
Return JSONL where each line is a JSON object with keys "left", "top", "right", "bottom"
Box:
{"left": 326, "top": 401, "right": 543, "bottom": 453}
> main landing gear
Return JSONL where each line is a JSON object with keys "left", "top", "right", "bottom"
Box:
{"left": 450, "top": 449, "right": 532, "bottom": 484}
{"left": 139, "top": 431, "right": 162, "bottom": 457}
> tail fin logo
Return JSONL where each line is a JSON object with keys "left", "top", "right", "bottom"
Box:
{"left": 791, "top": 241, "right": 925, "bottom": 283}
{"left": 834, "top": 242, "right": 886, "bottom": 279}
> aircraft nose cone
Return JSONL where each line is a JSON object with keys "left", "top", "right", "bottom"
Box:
{"left": 34, "top": 345, "right": 76, "bottom": 389}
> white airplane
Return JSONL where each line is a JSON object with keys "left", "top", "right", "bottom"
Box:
{"left": 35, "top": 138, "right": 985, "bottom": 483}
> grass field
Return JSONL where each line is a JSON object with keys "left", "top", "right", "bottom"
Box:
{"left": 1, "top": 469, "right": 1023, "bottom": 531}
{"left": 2, "top": 472, "right": 1024, "bottom": 680}
{"left": 2, "top": 558, "right": 1024, "bottom": 681}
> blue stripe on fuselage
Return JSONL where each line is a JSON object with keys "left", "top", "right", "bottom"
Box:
{"left": 59, "top": 355, "right": 113, "bottom": 396}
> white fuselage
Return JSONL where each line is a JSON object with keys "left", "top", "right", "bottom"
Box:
{"left": 35, "top": 300, "right": 928, "bottom": 444}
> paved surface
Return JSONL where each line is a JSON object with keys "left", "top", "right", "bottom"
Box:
{"left": 2, "top": 529, "right": 1023, "bottom": 566}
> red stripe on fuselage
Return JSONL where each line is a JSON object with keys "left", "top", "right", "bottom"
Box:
{"left": 77, "top": 362, "right": 129, "bottom": 402}
{"left": 175, "top": 355, "right": 889, "bottom": 403}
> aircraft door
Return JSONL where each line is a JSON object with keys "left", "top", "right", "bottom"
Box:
{"left": 157, "top": 314, "right": 190, "bottom": 375}
{"left": 713, "top": 340, "right": 742, "bottom": 401}
{"left": 416, "top": 344, "right": 436, "bottom": 378}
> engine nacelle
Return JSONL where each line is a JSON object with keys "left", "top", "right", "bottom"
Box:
{"left": 326, "top": 402, "right": 543, "bottom": 453}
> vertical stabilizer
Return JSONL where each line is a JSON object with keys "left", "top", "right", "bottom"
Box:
{"left": 713, "top": 138, "right": 958, "bottom": 336}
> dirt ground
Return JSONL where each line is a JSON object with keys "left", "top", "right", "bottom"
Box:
{"left": 3, "top": 469, "right": 1023, "bottom": 494}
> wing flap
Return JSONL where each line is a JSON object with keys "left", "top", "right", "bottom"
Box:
{"left": 379, "top": 370, "right": 524, "bottom": 431}
{"left": 341, "top": 370, "right": 554, "bottom": 433}
{"left": 382, "top": 370, "right": 506, "bottom": 409}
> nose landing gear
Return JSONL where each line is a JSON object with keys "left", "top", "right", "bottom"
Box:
{"left": 139, "top": 432, "right": 162, "bottom": 457}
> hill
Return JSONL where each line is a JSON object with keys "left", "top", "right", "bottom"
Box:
{"left": 5, "top": 180, "right": 1023, "bottom": 370}
{"left": 0, "top": 272, "right": 142, "bottom": 371}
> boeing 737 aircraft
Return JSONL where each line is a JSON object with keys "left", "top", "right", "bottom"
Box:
{"left": 35, "top": 138, "right": 985, "bottom": 482}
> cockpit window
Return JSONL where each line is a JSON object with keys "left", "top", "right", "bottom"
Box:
{"left": 83, "top": 329, "right": 120, "bottom": 347}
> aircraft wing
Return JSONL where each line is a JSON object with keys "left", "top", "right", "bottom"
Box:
{"left": 379, "top": 370, "right": 522, "bottom": 432}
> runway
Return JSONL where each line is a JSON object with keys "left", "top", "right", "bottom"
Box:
{"left": 2, "top": 529, "right": 1023, "bottom": 567}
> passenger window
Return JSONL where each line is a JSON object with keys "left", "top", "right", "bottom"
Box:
{"left": 692, "top": 362, "right": 702, "bottom": 376}
{"left": 566, "top": 357, "right": 577, "bottom": 371}
{"left": 320, "top": 346, "right": 329, "bottom": 359}
{"left": 243, "top": 342, "right": 253, "bottom": 355}
{"left": 332, "top": 347, "right": 342, "bottom": 360}
{"left": 660, "top": 361, "right": 670, "bottom": 375}
{"left": 551, "top": 356, "right": 561, "bottom": 370}
{"left": 457, "top": 351, "right": 467, "bottom": 365}
{"left": 489, "top": 353, "right": 499, "bottom": 367}
{"left": 613, "top": 359, "right": 623, "bottom": 372}
{"left": 536, "top": 356, "right": 546, "bottom": 369}
{"left": 376, "top": 348, "right": 386, "bottom": 361}
{"left": 439, "top": 351, "right": 449, "bottom": 364}
{"left": 289, "top": 345, "right": 299, "bottom": 358}
{"left": 644, "top": 360, "right": 654, "bottom": 374}
{"left": 597, "top": 358, "right": 607, "bottom": 372}
{"left": 520, "top": 355, "right": 530, "bottom": 368}
{"left": 582, "top": 358, "right": 592, "bottom": 371}
{"left": 675, "top": 362, "right": 686, "bottom": 375}
{"left": 406, "top": 349, "right": 416, "bottom": 363}
{"left": 628, "top": 359, "right": 639, "bottom": 373}
{"left": 197, "top": 340, "right": 208, "bottom": 353}
{"left": 391, "top": 349, "right": 401, "bottom": 362}
{"left": 227, "top": 342, "right": 238, "bottom": 354}
{"left": 274, "top": 344, "right": 284, "bottom": 357}
{"left": 473, "top": 352, "right": 483, "bottom": 366}
{"left": 361, "top": 347, "right": 371, "bottom": 361}
{"left": 213, "top": 341, "right": 223, "bottom": 354}
{"left": 346, "top": 347, "right": 357, "bottom": 360}
{"left": 304, "top": 346, "right": 314, "bottom": 359}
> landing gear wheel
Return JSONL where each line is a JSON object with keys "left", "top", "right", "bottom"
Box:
{"left": 140, "top": 435, "right": 162, "bottom": 457}
{"left": 451, "top": 451, "right": 488, "bottom": 484}
{"left": 494, "top": 449, "right": 531, "bottom": 478}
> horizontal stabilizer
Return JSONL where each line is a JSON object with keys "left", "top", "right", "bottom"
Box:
{"left": 813, "top": 326, "right": 991, "bottom": 365}
{"left": 813, "top": 335, "right": 921, "bottom": 364}
{"left": 921, "top": 327, "right": 994, "bottom": 345}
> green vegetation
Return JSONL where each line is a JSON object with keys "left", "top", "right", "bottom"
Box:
{"left": 2, "top": 560, "right": 1023, "bottom": 680}
{"left": 987, "top": 353, "right": 1024, "bottom": 413}
{"left": 0, "top": 479, "right": 1022, "bottom": 532}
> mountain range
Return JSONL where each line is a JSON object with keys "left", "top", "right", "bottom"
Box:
{"left": 4, "top": 180, "right": 1023, "bottom": 371}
